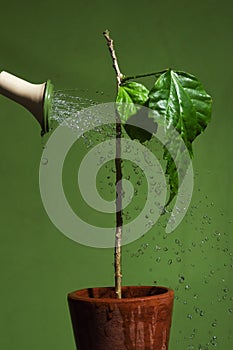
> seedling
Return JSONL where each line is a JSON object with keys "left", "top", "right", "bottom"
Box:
{"left": 103, "top": 30, "right": 212, "bottom": 298}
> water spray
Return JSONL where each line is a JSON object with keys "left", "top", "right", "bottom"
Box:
{"left": 0, "top": 71, "right": 54, "bottom": 134}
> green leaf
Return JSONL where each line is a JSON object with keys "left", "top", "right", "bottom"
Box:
{"left": 148, "top": 69, "right": 212, "bottom": 204}
{"left": 116, "top": 81, "right": 149, "bottom": 123}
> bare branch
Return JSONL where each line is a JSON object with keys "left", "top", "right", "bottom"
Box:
{"left": 103, "top": 30, "right": 124, "bottom": 87}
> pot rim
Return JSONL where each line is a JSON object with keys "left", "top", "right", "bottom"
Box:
{"left": 68, "top": 285, "right": 174, "bottom": 304}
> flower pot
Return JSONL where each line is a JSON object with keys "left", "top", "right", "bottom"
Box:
{"left": 68, "top": 286, "right": 174, "bottom": 350}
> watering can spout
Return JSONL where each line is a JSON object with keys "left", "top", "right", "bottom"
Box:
{"left": 0, "top": 71, "right": 53, "bottom": 134}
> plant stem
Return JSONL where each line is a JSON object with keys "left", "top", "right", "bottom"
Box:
{"left": 103, "top": 30, "right": 123, "bottom": 299}
{"left": 103, "top": 30, "right": 124, "bottom": 87}
{"left": 122, "top": 69, "right": 168, "bottom": 83}
{"left": 115, "top": 121, "right": 123, "bottom": 299}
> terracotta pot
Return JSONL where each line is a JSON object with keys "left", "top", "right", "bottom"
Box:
{"left": 68, "top": 286, "right": 174, "bottom": 350}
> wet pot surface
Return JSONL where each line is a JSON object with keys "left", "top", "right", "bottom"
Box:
{"left": 68, "top": 286, "right": 174, "bottom": 350}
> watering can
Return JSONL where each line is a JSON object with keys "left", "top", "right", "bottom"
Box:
{"left": 0, "top": 71, "right": 54, "bottom": 135}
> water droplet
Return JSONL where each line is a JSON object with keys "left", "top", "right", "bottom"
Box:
{"left": 210, "top": 335, "right": 217, "bottom": 346}
{"left": 145, "top": 220, "right": 154, "bottom": 228}
{"left": 214, "top": 230, "right": 221, "bottom": 241}
{"left": 97, "top": 156, "right": 106, "bottom": 165}
{"left": 189, "top": 329, "right": 196, "bottom": 339}
{"left": 179, "top": 275, "right": 185, "bottom": 284}
{"left": 41, "top": 157, "right": 48, "bottom": 165}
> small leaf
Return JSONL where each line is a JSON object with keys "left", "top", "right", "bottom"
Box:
{"left": 116, "top": 81, "right": 149, "bottom": 123}
{"left": 122, "top": 82, "right": 149, "bottom": 105}
{"left": 148, "top": 69, "right": 212, "bottom": 204}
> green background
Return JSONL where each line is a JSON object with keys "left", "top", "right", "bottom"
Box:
{"left": 0, "top": 0, "right": 232, "bottom": 349}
